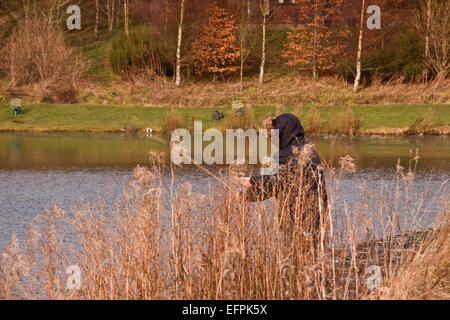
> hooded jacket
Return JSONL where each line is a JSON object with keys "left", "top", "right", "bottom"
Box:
{"left": 245, "top": 113, "right": 327, "bottom": 230}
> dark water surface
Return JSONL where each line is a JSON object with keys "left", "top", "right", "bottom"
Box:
{"left": 0, "top": 133, "right": 448, "bottom": 250}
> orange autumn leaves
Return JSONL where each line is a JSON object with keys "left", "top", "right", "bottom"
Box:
{"left": 192, "top": 4, "right": 240, "bottom": 80}
{"left": 191, "top": 1, "right": 350, "bottom": 80}
{"left": 283, "top": 0, "right": 350, "bottom": 78}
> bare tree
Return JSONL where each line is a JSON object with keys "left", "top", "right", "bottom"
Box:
{"left": 258, "top": 0, "right": 278, "bottom": 88}
{"left": 237, "top": 0, "right": 258, "bottom": 91}
{"left": 106, "top": 0, "right": 116, "bottom": 33}
{"left": 175, "top": 0, "right": 187, "bottom": 87}
{"left": 353, "top": 0, "right": 366, "bottom": 93}
{"left": 413, "top": 0, "right": 449, "bottom": 80}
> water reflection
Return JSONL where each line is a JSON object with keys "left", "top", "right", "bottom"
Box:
{"left": 0, "top": 133, "right": 448, "bottom": 250}
{"left": 0, "top": 133, "right": 449, "bottom": 170}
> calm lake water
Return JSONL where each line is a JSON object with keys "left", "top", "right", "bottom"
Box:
{"left": 0, "top": 133, "right": 448, "bottom": 250}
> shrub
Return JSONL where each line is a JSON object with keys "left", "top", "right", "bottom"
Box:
{"left": 162, "top": 110, "right": 181, "bottom": 135}
{"left": 305, "top": 106, "right": 321, "bottom": 134}
{"left": 406, "top": 112, "right": 435, "bottom": 135}
{"left": 45, "top": 85, "right": 79, "bottom": 104}
{"left": 338, "top": 29, "right": 426, "bottom": 83}
{"left": 109, "top": 25, "right": 173, "bottom": 80}
{"left": 125, "top": 116, "right": 139, "bottom": 134}
{"left": 328, "top": 106, "right": 360, "bottom": 135}
{"left": 224, "top": 104, "right": 254, "bottom": 130}
{"left": 0, "top": 15, "right": 86, "bottom": 89}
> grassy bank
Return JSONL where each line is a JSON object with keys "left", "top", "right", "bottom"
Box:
{"left": 0, "top": 103, "right": 449, "bottom": 135}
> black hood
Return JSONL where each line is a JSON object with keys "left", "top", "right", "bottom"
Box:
{"left": 272, "top": 113, "right": 307, "bottom": 164}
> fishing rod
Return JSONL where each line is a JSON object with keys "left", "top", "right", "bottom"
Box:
{"left": 145, "top": 133, "right": 243, "bottom": 192}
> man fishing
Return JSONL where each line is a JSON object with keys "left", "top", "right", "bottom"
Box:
{"left": 239, "top": 113, "right": 328, "bottom": 240}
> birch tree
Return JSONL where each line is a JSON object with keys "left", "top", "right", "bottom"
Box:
{"left": 258, "top": 0, "right": 269, "bottom": 87}
{"left": 106, "top": 0, "right": 115, "bottom": 34}
{"left": 237, "top": 0, "right": 258, "bottom": 91}
{"left": 175, "top": 0, "right": 186, "bottom": 87}
{"left": 413, "top": 0, "right": 450, "bottom": 80}
{"left": 95, "top": 0, "right": 99, "bottom": 38}
{"left": 124, "top": 0, "right": 130, "bottom": 37}
{"left": 353, "top": 0, "right": 366, "bottom": 93}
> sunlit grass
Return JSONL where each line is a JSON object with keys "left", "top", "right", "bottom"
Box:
{"left": 0, "top": 103, "right": 448, "bottom": 134}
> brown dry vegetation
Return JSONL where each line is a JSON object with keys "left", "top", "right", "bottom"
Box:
{"left": 8, "top": 75, "right": 445, "bottom": 107}
{"left": 223, "top": 104, "right": 255, "bottom": 131}
{"left": 0, "top": 15, "right": 87, "bottom": 99}
{"left": 0, "top": 153, "right": 448, "bottom": 300}
{"left": 306, "top": 106, "right": 321, "bottom": 134}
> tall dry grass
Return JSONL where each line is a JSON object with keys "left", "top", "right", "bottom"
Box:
{"left": 0, "top": 154, "right": 448, "bottom": 300}
{"left": 162, "top": 110, "right": 181, "bottom": 135}
{"left": 224, "top": 104, "right": 255, "bottom": 131}
{"left": 75, "top": 76, "right": 450, "bottom": 107}
{"left": 306, "top": 106, "right": 321, "bottom": 134}
{"left": 327, "top": 106, "right": 361, "bottom": 135}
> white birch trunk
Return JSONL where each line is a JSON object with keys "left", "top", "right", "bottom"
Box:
{"left": 259, "top": 13, "right": 266, "bottom": 87}
{"left": 175, "top": 0, "right": 186, "bottom": 87}
{"left": 95, "top": 0, "right": 99, "bottom": 38}
{"left": 353, "top": 0, "right": 366, "bottom": 93}
{"left": 124, "top": 0, "right": 129, "bottom": 37}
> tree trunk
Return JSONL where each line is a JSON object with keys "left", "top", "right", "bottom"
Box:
{"left": 175, "top": 0, "right": 186, "bottom": 87}
{"left": 164, "top": 0, "right": 168, "bottom": 48}
{"left": 107, "top": 0, "right": 111, "bottom": 33}
{"left": 107, "top": 0, "right": 115, "bottom": 33}
{"left": 124, "top": 0, "right": 130, "bottom": 37}
{"left": 425, "top": 0, "right": 431, "bottom": 59}
{"left": 239, "top": 0, "right": 248, "bottom": 92}
{"left": 95, "top": 0, "right": 99, "bottom": 38}
{"left": 312, "top": 0, "right": 318, "bottom": 79}
{"left": 353, "top": 0, "right": 366, "bottom": 93}
{"left": 259, "top": 13, "right": 266, "bottom": 87}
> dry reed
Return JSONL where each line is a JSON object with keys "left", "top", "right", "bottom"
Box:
{"left": 306, "top": 106, "right": 321, "bottom": 134}
{"left": 0, "top": 154, "right": 448, "bottom": 300}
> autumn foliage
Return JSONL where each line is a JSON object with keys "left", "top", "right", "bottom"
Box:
{"left": 191, "top": 4, "right": 240, "bottom": 80}
{"left": 283, "top": 0, "right": 350, "bottom": 78}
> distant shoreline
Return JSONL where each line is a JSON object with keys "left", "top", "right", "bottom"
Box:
{"left": 1, "top": 103, "right": 449, "bottom": 136}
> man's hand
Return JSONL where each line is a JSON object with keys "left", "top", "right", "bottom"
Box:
{"left": 239, "top": 177, "right": 251, "bottom": 189}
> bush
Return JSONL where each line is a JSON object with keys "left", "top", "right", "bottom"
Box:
{"left": 43, "top": 85, "right": 78, "bottom": 104}
{"left": 338, "top": 29, "right": 426, "bottom": 83}
{"left": 109, "top": 25, "right": 173, "bottom": 80}
{"left": 125, "top": 116, "right": 139, "bottom": 134}
{"left": 0, "top": 15, "right": 86, "bottom": 89}
{"left": 305, "top": 106, "right": 321, "bottom": 134}
{"left": 405, "top": 112, "right": 435, "bottom": 135}
{"left": 327, "top": 106, "right": 360, "bottom": 135}
{"left": 224, "top": 105, "right": 255, "bottom": 130}
{"left": 162, "top": 110, "right": 181, "bottom": 135}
